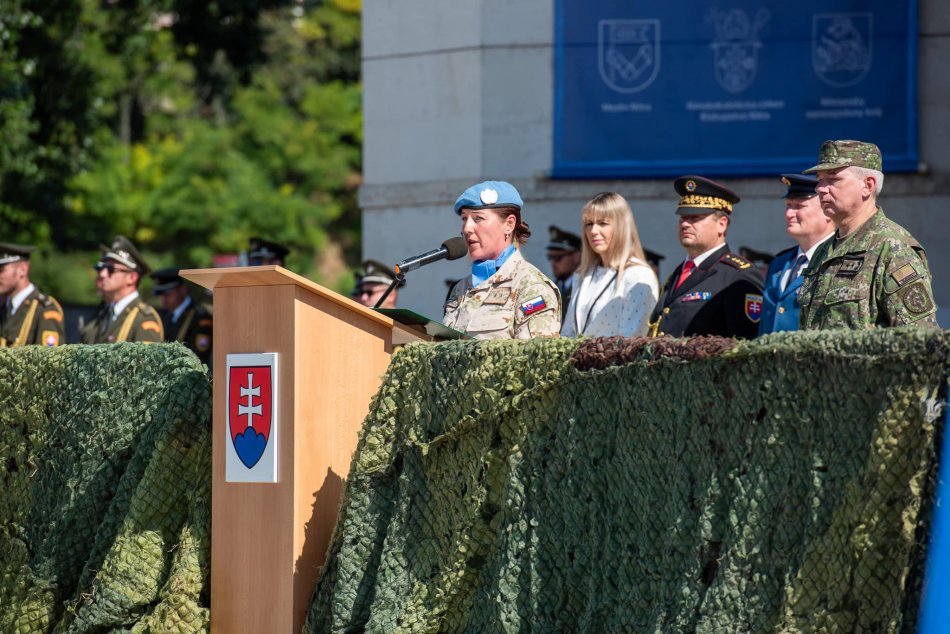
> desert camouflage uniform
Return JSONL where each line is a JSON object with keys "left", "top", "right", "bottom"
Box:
{"left": 0, "top": 288, "right": 65, "bottom": 347}
{"left": 444, "top": 250, "right": 561, "bottom": 339}
{"left": 81, "top": 296, "right": 165, "bottom": 344}
{"left": 798, "top": 207, "right": 937, "bottom": 329}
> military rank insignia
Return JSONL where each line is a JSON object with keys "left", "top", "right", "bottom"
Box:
{"left": 681, "top": 291, "right": 712, "bottom": 302}
{"left": 520, "top": 296, "right": 547, "bottom": 316}
{"left": 744, "top": 293, "right": 763, "bottom": 323}
{"left": 485, "top": 288, "right": 511, "bottom": 305}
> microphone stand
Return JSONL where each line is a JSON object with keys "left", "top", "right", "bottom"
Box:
{"left": 373, "top": 272, "right": 405, "bottom": 309}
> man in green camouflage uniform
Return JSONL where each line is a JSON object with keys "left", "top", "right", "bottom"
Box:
{"left": 81, "top": 236, "right": 164, "bottom": 344}
{"left": 444, "top": 249, "right": 561, "bottom": 339}
{"left": 0, "top": 243, "right": 66, "bottom": 347}
{"left": 798, "top": 140, "right": 938, "bottom": 329}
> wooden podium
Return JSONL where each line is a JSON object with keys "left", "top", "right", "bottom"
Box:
{"left": 180, "top": 266, "right": 429, "bottom": 633}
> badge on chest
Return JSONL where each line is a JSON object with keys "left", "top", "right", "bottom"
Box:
{"left": 835, "top": 256, "right": 864, "bottom": 278}
{"left": 681, "top": 291, "right": 712, "bottom": 303}
{"left": 484, "top": 288, "right": 513, "bottom": 305}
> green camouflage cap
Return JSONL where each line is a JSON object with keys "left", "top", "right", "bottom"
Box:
{"left": 803, "top": 139, "right": 883, "bottom": 173}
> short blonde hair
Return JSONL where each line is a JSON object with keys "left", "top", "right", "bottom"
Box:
{"left": 579, "top": 192, "right": 652, "bottom": 284}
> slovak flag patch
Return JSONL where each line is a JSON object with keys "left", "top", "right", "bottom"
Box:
{"left": 520, "top": 296, "right": 547, "bottom": 317}
{"left": 226, "top": 352, "right": 279, "bottom": 483}
{"left": 745, "top": 293, "right": 763, "bottom": 323}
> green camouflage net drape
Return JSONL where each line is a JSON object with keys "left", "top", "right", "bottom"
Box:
{"left": 307, "top": 327, "right": 948, "bottom": 634}
{"left": 0, "top": 344, "right": 211, "bottom": 633}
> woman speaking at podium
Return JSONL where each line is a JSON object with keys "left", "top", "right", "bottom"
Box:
{"left": 443, "top": 181, "right": 561, "bottom": 339}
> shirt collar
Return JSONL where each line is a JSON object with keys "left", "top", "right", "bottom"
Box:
{"left": 471, "top": 244, "right": 516, "bottom": 287}
{"left": 9, "top": 283, "right": 35, "bottom": 314}
{"left": 171, "top": 295, "right": 192, "bottom": 323}
{"left": 113, "top": 291, "right": 139, "bottom": 317}
{"left": 688, "top": 243, "right": 727, "bottom": 269}
{"left": 800, "top": 232, "right": 836, "bottom": 263}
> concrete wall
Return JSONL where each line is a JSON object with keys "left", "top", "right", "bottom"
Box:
{"left": 362, "top": 1, "right": 950, "bottom": 325}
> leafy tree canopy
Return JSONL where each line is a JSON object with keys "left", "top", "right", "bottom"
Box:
{"left": 1, "top": 0, "right": 362, "bottom": 302}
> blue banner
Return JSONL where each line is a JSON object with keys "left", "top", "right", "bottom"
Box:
{"left": 553, "top": 1, "right": 918, "bottom": 178}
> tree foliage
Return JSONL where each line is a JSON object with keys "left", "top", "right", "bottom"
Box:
{"left": 1, "top": 0, "right": 362, "bottom": 301}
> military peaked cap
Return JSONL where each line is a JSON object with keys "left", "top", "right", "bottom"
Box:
{"left": 674, "top": 175, "right": 741, "bottom": 215}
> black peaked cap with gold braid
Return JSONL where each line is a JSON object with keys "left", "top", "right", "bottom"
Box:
{"left": 674, "top": 175, "right": 740, "bottom": 216}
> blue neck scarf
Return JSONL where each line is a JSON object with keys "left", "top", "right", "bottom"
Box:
{"left": 471, "top": 244, "right": 515, "bottom": 287}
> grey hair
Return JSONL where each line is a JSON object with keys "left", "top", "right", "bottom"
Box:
{"left": 849, "top": 166, "right": 884, "bottom": 197}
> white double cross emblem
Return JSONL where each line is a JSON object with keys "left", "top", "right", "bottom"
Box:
{"left": 239, "top": 373, "right": 262, "bottom": 429}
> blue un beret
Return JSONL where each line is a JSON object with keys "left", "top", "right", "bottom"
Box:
{"left": 454, "top": 181, "right": 524, "bottom": 215}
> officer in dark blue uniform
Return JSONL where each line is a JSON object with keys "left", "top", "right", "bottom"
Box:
{"left": 151, "top": 267, "right": 214, "bottom": 365}
{"left": 758, "top": 173, "right": 834, "bottom": 335}
{"left": 648, "top": 175, "right": 764, "bottom": 339}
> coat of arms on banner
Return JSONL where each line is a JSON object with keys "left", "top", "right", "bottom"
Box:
{"left": 598, "top": 19, "right": 660, "bottom": 94}
{"left": 226, "top": 352, "right": 278, "bottom": 483}
{"left": 812, "top": 13, "right": 873, "bottom": 88}
{"left": 707, "top": 8, "right": 769, "bottom": 94}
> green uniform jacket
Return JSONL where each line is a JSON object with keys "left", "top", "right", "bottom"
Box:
{"left": 0, "top": 288, "right": 65, "bottom": 347}
{"left": 798, "top": 207, "right": 938, "bottom": 330}
{"left": 162, "top": 299, "right": 213, "bottom": 365}
{"left": 443, "top": 250, "right": 561, "bottom": 340}
{"left": 81, "top": 296, "right": 165, "bottom": 344}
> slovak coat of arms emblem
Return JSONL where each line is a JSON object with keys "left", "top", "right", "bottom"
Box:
{"left": 598, "top": 19, "right": 661, "bottom": 94}
{"left": 226, "top": 352, "right": 279, "bottom": 483}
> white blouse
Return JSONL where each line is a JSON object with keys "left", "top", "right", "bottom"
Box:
{"left": 560, "top": 259, "right": 659, "bottom": 337}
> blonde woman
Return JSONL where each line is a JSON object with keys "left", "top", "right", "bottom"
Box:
{"left": 560, "top": 192, "right": 658, "bottom": 337}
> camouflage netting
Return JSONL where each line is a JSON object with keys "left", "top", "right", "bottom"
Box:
{"left": 0, "top": 344, "right": 212, "bottom": 633}
{"left": 306, "top": 327, "right": 949, "bottom": 633}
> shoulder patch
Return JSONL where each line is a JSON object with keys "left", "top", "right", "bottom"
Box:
{"left": 43, "top": 310, "right": 64, "bottom": 322}
{"left": 720, "top": 253, "right": 752, "bottom": 270}
{"left": 141, "top": 320, "right": 162, "bottom": 333}
{"left": 899, "top": 281, "right": 935, "bottom": 315}
{"left": 42, "top": 330, "right": 60, "bottom": 347}
{"left": 520, "top": 296, "right": 548, "bottom": 317}
{"left": 194, "top": 334, "right": 211, "bottom": 352}
{"left": 744, "top": 293, "right": 763, "bottom": 322}
{"left": 890, "top": 263, "right": 920, "bottom": 288}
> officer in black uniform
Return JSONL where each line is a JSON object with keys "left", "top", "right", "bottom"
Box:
{"left": 151, "top": 267, "right": 214, "bottom": 366}
{"left": 643, "top": 248, "right": 665, "bottom": 279}
{"left": 648, "top": 175, "right": 764, "bottom": 339}
{"left": 546, "top": 225, "right": 582, "bottom": 318}
{"left": 247, "top": 237, "right": 289, "bottom": 266}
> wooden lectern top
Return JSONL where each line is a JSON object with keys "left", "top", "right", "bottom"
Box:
{"left": 180, "top": 265, "right": 394, "bottom": 329}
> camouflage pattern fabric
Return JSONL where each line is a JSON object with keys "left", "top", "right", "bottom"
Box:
{"left": 81, "top": 297, "right": 165, "bottom": 344}
{"left": 0, "top": 344, "right": 211, "bottom": 632}
{"left": 306, "top": 328, "right": 946, "bottom": 633}
{"left": 0, "top": 288, "right": 65, "bottom": 347}
{"left": 804, "top": 139, "right": 883, "bottom": 173}
{"left": 444, "top": 250, "right": 561, "bottom": 339}
{"left": 799, "top": 207, "right": 938, "bottom": 329}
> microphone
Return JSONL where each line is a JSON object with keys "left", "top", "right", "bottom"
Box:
{"left": 394, "top": 237, "right": 468, "bottom": 275}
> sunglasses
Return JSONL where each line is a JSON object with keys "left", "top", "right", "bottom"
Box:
{"left": 94, "top": 262, "right": 135, "bottom": 276}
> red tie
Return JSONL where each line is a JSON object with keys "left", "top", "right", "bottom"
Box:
{"left": 674, "top": 260, "right": 695, "bottom": 290}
